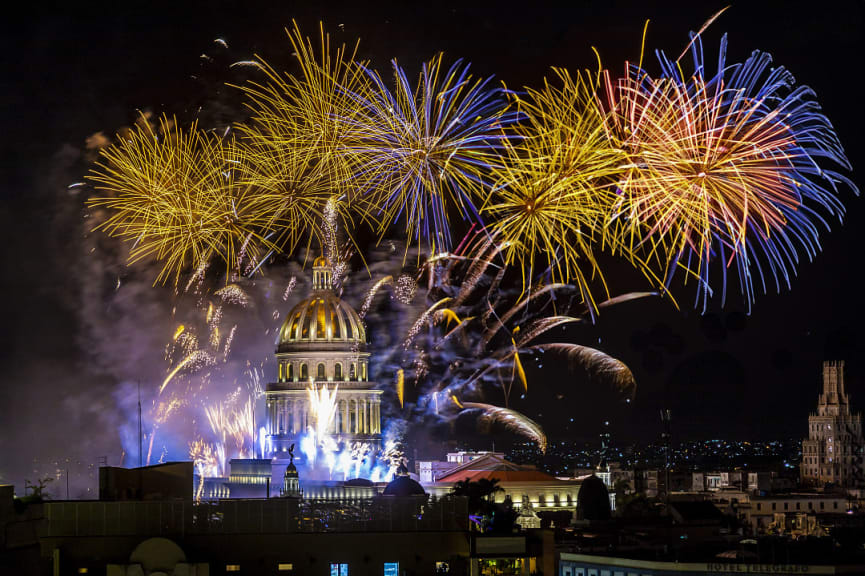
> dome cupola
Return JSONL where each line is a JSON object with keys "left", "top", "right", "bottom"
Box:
{"left": 277, "top": 257, "right": 366, "bottom": 352}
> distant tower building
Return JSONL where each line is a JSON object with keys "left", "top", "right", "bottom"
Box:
{"left": 801, "top": 361, "right": 864, "bottom": 489}
{"left": 266, "top": 257, "right": 383, "bottom": 457}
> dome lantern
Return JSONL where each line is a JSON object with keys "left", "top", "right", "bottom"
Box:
{"left": 276, "top": 256, "right": 367, "bottom": 350}
{"left": 312, "top": 256, "right": 333, "bottom": 291}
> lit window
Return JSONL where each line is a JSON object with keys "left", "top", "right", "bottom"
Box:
{"left": 331, "top": 564, "right": 349, "bottom": 576}
{"left": 77, "top": 570, "right": 88, "bottom": 575}
{"left": 278, "top": 564, "right": 294, "bottom": 572}
{"left": 435, "top": 561, "right": 450, "bottom": 574}
{"left": 384, "top": 562, "right": 399, "bottom": 576}
{"left": 226, "top": 566, "right": 241, "bottom": 573}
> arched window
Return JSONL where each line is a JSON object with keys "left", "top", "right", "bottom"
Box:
{"left": 350, "top": 363, "right": 356, "bottom": 380}
{"left": 288, "top": 363, "right": 294, "bottom": 381}
{"left": 317, "top": 363, "right": 326, "bottom": 380}
{"left": 361, "top": 363, "right": 367, "bottom": 381}
{"left": 334, "top": 363, "right": 343, "bottom": 380}
{"left": 301, "top": 363, "right": 308, "bottom": 380}
{"left": 279, "top": 363, "right": 284, "bottom": 382}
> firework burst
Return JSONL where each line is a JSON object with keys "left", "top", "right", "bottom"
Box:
{"left": 482, "top": 69, "right": 633, "bottom": 306}
{"left": 87, "top": 115, "right": 276, "bottom": 285}
{"left": 602, "top": 35, "right": 857, "bottom": 309}
{"left": 344, "top": 54, "right": 521, "bottom": 253}
{"left": 234, "top": 21, "right": 369, "bottom": 198}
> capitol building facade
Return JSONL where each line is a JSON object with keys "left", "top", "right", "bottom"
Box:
{"left": 265, "top": 257, "right": 383, "bottom": 456}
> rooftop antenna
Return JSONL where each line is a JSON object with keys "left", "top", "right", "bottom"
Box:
{"left": 138, "top": 381, "right": 143, "bottom": 468}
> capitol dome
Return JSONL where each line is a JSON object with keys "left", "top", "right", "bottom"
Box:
{"left": 267, "top": 255, "right": 381, "bottom": 456}
{"left": 277, "top": 257, "right": 366, "bottom": 352}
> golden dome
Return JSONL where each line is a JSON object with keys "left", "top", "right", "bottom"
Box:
{"left": 277, "top": 291, "right": 366, "bottom": 348}
{"left": 277, "top": 256, "right": 365, "bottom": 350}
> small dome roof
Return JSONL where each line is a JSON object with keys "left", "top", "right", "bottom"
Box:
{"left": 382, "top": 475, "right": 426, "bottom": 497}
{"left": 345, "top": 478, "right": 374, "bottom": 487}
{"left": 313, "top": 255, "right": 330, "bottom": 268}
{"left": 577, "top": 474, "right": 611, "bottom": 521}
{"left": 284, "top": 462, "right": 298, "bottom": 478}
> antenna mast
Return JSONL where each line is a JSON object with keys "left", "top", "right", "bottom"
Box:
{"left": 138, "top": 381, "right": 143, "bottom": 468}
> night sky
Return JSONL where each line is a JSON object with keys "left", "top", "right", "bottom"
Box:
{"left": 1, "top": 1, "right": 863, "bottom": 490}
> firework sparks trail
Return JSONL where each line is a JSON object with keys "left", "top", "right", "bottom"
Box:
{"left": 462, "top": 402, "right": 547, "bottom": 453}
{"left": 282, "top": 276, "right": 298, "bottom": 300}
{"left": 359, "top": 275, "right": 393, "bottom": 319}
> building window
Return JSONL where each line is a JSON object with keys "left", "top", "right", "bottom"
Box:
{"left": 784, "top": 502, "right": 788, "bottom": 510}
{"left": 288, "top": 363, "right": 294, "bottom": 381}
{"left": 435, "top": 561, "right": 450, "bottom": 574}
{"left": 279, "top": 363, "right": 284, "bottom": 381}
{"left": 278, "top": 564, "right": 294, "bottom": 572}
{"left": 820, "top": 502, "right": 825, "bottom": 510}
{"left": 384, "top": 562, "right": 399, "bottom": 576}
{"left": 335, "top": 363, "right": 343, "bottom": 380}
{"left": 757, "top": 503, "right": 761, "bottom": 510}
{"left": 330, "top": 564, "right": 349, "bottom": 576}
{"left": 301, "top": 363, "right": 308, "bottom": 379}
{"left": 796, "top": 502, "right": 800, "bottom": 510}
{"left": 772, "top": 503, "right": 776, "bottom": 511}
{"left": 834, "top": 502, "right": 838, "bottom": 509}
{"left": 350, "top": 363, "right": 356, "bottom": 380}
{"left": 318, "top": 363, "right": 326, "bottom": 380}
{"left": 226, "top": 566, "right": 241, "bottom": 573}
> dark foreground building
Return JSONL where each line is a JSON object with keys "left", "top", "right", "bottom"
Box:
{"left": 1, "top": 464, "right": 554, "bottom": 576}
{"left": 559, "top": 553, "right": 865, "bottom": 576}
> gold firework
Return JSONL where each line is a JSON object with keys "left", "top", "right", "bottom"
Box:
{"left": 235, "top": 21, "right": 370, "bottom": 210}
{"left": 482, "top": 69, "right": 630, "bottom": 306}
{"left": 87, "top": 115, "right": 276, "bottom": 285}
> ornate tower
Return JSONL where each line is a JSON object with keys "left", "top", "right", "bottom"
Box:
{"left": 801, "top": 361, "right": 864, "bottom": 489}
{"left": 266, "top": 257, "right": 383, "bottom": 458}
{"left": 283, "top": 445, "right": 301, "bottom": 497}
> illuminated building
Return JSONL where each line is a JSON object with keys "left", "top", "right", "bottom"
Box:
{"left": 421, "top": 452, "right": 584, "bottom": 516}
{"left": 800, "top": 360, "right": 865, "bottom": 489}
{"left": 266, "top": 257, "right": 382, "bottom": 456}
